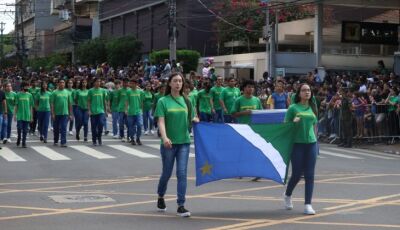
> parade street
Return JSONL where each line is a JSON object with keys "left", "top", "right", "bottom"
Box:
{"left": 0, "top": 124, "right": 398, "bottom": 230}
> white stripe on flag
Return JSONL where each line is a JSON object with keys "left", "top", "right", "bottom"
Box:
{"left": 108, "top": 145, "right": 159, "bottom": 158}
{"left": 227, "top": 124, "right": 286, "bottom": 181}
{"left": 31, "top": 147, "right": 71, "bottom": 161}
{"left": 147, "top": 144, "right": 195, "bottom": 158}
{"left": 0, "top": 147, "right": 26, "bottom": 162}
{"left": 319, "top": 150, "right": 362, "bottom": 159}
{"left": 69, "top": 146, "right": 115, "bottom": 159}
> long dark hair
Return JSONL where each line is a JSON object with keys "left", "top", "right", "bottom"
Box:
{"left": 165, "top": 73, "right": 186, "bottom": 97}
{"left": 78, "top": 79, "right": 87, "bottom": 90}
{"left": 40, "top": 81, "right": 48, "bottom": 95}
{"left": 294, "top": 83, "right": 317, "bottom": 115}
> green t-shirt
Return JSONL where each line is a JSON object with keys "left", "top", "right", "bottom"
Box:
{"left": 15, "top": 92, "right": 34, "bottom": 121}
{"left": 5, "top": 91, "right": 16, "bottom": 114}
{"left": 127, "top": 89, "right": 144, "bottom": 116}
{"left": 197, "top": 89, "right": 212, "bottom": 114}
{"left": 210, "top": 86, "right": 225, "bottom": 110}
{"left": 143, "top": 91, "right": 154, "bottom": 112}
{"left": 28, "top": 87, "right": 40, "bottom": 97}
{"left": 154, "top": 95, "right": 193, "bottom": 144}
{"left": 220, "top": 87, "right": 240, "bottom": 115}
{"left": 67, "top": 88, "right": 76, "bottom": 105}
{"left": 35, "top": 91, "right": 51, "bottom": 112}
{"left": 388, "top": 96, "right": 399, "bottom": 112}
{"left": 284, "top": 103, "right": 317, "bottom": 143}
{"left": 88, "top": 88, "right": 107, "bottom": 115}
{"left": 117, "top": 87, "right": 131, "bottom": 112}
{"left": 231, "top": 95, "right": 262, "bottom": 124}
{"left": 50, "top": 89, "right": 72, "bottom": 116}
{"left": 109, "top": 90, "right": 119, "bottom": 112}
{"left": 188, "top": 89, "right": 198, "bottom": 109}
{"left": 75, "top": 89, "right": 89, "bottom": 110}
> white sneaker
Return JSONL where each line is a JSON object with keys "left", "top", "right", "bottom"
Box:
{"left": 144, "top": 130, "right": 149, "bottom": 135}
{"left": 7, "top": 138, "right": 11, "bottom": 143}
{"left": 150, "top": 130, "right": 154, "bottom": 135}
{"left": 283, "top": 193, "right": 293, "bottom": 210}
{"left": 190, "top": 133, "right": 194, "bottom": 137}
{"left": 304, "top": 204, "right": 316, "bottom": 215}
{"left": 113, "top": 135, "right": 118, "bottom": 139}
{"left": 69, "top": 131, "right": 73, "bottom": 136}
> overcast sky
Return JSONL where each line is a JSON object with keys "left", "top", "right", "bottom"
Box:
{"left": 0, "top": 0, "right": 16, "bottom": 34}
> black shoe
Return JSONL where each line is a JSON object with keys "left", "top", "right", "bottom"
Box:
{"left": 98, "top": 138, "right": 102, "bottom": 146}
{"left": 131, "top": 139, "right": 136, "bottom": 145}
{"left": 157, "top": 197, "right": 167, "bottom": 212}
{"left": 60, "top": 144, "right": 67, "bottom": 148}
{"left": 136, "top": 139, "right": 142, "bottom": 146}
{"left": 3, "top": 139, "right": 7, "bottom": 144}
{"left": 22, "top": 143, "right": 27, "bottom": 148}
{"left": 252, "top": 177, "right": 261, "bottom": 182}
{"left": 105, "top": 130, "right": 109, "bottom": 135}
{"left": 76, "top": 134, "right": 80, "bottom": 141}
{"left": 43, "top": 140, "right": 47, "bottom": 143}
{"left": 177, "top": 206, "right": 191, "bottom": 217}
{"left": 16, "top": 138, "right": 21, "bottom": 147}
{"left": 337, "top": 143, "right": 345, "bottom": 147}
{"left": 84, "top": 137, "right": 88, "bottom": 142}
{"left": 53, "top": 142, "right": 58, "bottom": 146}
{"left": 40, "top": 136, "right": 43, "bottom": 141}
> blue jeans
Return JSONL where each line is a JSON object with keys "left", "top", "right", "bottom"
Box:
{"left": 17, "top": 120, "right": 29, "bottom": 144}
{"left": 199, "top": 112, "right": 212, "bottom": 122}
{"left": 285, "top": 142, "right": 317, "bottom": 204}
{"left": 37, "top": 111, "right": 50, "bottom": 140}
{"left": 213, "top": 109, "right": 224, "bottom": 123}
{"left": 54, "top": 115, "right": 69, "bottom": 145}
{"left": 112, "top": 112, "right": 119, "bottom": 136}
{"left": 2, "top": 113, "right": 13, "bottom": 139}
{"left": 143, "top": 110, "right": 153, "bottom": 131}
{"left": 90, "top": 113, "right": 105, "bottom": 143}
{"left": 224, "top": 114, "right": 236, "bottom": 123}
{"left": 69, "top": 105, "right": 78, "bottom": 132}
{"left": 0, "top": 113, "right": 7, "bottom": 139}
{"left": 119, "top": 112, "right": 128, "bottom": 138}
{"left": 76, "top": 108, "right": 89, "bottom": 138}
{"left": 103, "top": 114, "right": 108, "bottom": 132}
{"left": 127, "top": 114, "right": 143, "bottom": 140}
{"left": 157, "top": 144, "right": 190, "bottom": 206}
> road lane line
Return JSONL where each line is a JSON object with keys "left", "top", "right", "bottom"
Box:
{"left": 319, "top": 150, "right": 362, "bottom": 159}
{"left": 31, "top": 146, "right": 71, "bottom": 161}
{"left": 70, "top": 145, "right": 115, "bottom": 159}
{"left": 108, "top": 145, "right": 159, "bottom": 158}
{"left": 0, "top": 147, "right": 26, "bottom": 162}
{"left": 325, "top": 147, "right": 395, "bottom": 160}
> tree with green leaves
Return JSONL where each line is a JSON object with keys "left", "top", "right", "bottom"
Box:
{"left": 106, "top": 36, "right": 142, "bottom": 68}
{"left": 76, "top": 38, "right": 107, "bottom": 66}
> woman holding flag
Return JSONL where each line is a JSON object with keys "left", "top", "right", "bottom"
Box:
{"left": 283, "top": 83, "right": 318, "bottom": 215}
{"left": 154, "top": 72, "right": 198, "bottom": 217}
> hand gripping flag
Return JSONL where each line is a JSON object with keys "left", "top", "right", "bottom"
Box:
{"left": 194, "top": 122, "right": 295, "bottom": 186}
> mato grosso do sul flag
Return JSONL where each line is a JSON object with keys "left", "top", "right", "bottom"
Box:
{"left": 193, "top": 122, "right": 295, "bottom": 186}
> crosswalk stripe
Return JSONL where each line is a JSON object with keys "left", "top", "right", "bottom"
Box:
{"left": 69, "top": 146, "right": 115, "bottom": 159}
{"left": 352, "top": 148, "right": 400, "bottom": 159}
{"left": 0, "top": 147, "right": 26, "bottom": 162}
{"left": 325, "top": 147, "right": 396, "bottom": 160}
{"left": 146, "top": 144, "right": 196, "bottom": 158}
{"left": 319, "top": 150, "right": 362, "bottom": 159}
{"left": 108, "top": 145, "right": 159, "bottom": 158}
{"left": 31, "top": 146, "right": 71, "bottom": 161}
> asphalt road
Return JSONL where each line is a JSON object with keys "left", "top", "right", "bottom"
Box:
{"left": 0, "top": 121, "right": 399, "bottom": 230}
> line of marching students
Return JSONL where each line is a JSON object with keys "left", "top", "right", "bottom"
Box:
{"left": 1, "top": 77, "right": 162, "bottom": 148}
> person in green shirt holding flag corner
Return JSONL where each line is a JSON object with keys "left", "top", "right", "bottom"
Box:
{"left": 35, "top": 81, "right": 52, "bottom": 143}
{"left": 3, "top": 83, "right": 16, "bottom": 144}
{"left": 283, "top": 83, "right": 318, "bottom": 215}
{"left": 50, "top": 79, "right": 73, "bottom": 147}
{"left": 88, "top": 78, "right": 108, "bottom": 146}
{"left": 155, "top": 72, "right": 199, "bottom": 217}
{"left": 14, "top": 82, "right": 34, "bottom": 148}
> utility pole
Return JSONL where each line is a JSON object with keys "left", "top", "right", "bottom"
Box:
{"left": 264, "top": 4, "right": 269, "bottom": 75}
{"left": 269, "top": 22, "right": 276, "bottom": 79}
{"left": 168, "top": 0, "right": 177, "bottom": 62}
{"left": 0, "top": 22, "right": 5, "bottom": 69}
{"left": 19, "top": 1, "right": 26, "bottom": 66}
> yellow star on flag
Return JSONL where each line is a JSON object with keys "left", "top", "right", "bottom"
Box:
{"left": 201, "top": 161, "right": 213, "bottom": 176}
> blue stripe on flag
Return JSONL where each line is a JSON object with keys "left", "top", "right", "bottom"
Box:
{"left": 250, "top": 109, "right": 287, "bottom": 124}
